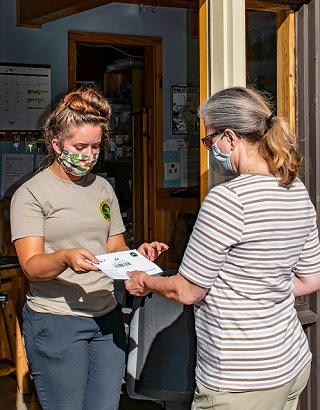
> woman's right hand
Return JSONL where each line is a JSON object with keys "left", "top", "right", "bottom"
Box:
{"left": 64, "top": 249, "right": 101, "bottom": 273}
{"left": 14, "top": 237, "right": 101, "bottom": 281}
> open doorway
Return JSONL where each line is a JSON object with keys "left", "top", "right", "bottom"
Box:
{"left": 68, "top": 32, "right": 162, "bottom": 249}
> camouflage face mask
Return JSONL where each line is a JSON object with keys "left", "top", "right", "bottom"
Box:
{"left": 59, "top": 149, "right": 99, "bottom": 176}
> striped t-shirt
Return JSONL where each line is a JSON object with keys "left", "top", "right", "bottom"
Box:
{"left": 179, "top": 174, "right": 320, "bottom": 392}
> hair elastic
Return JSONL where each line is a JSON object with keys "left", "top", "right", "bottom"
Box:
{"left": 267, "top": 113, "right": 276, "bottom": 127}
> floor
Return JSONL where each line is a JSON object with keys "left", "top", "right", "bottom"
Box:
{"left": 0, "top": 374, "right": 164, "bottom": 410}
{"left": 0, "top": 375, "right": 40, "bottom": 410}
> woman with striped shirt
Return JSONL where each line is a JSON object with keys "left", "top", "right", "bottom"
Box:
{"left": 125, "top": 87, "right": 320, "bottom": 410}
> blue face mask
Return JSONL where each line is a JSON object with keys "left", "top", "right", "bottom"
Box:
{"left": 210, "top": 133, "right": 235, "bottom": 176}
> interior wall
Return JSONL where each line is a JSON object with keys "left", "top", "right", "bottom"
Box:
{"left": 0, "top": 0, "right": 199, "bottom": 170}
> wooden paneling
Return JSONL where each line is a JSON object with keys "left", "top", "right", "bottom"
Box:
{"left": 296, "top": 1, "right": 320, "bottom": 409}
{"left": 0, "top": 199, "right": 16, "bottom": 256}
{"left": 277, "top": 10, "right": 296, "bottom": 134}
{"left": 153, "top": 208, "right": 197, "bottom": 271}
{"left": 246, "top": 0, "right": 310, "bottom": 11}
{"left": 296, "top": 1, "right": 320, "bottom": 214}
{"left": 199, "top": 0, "right": 208, "bottom": 203}
{"left": 155, "top": 188, "right": 199, "bottom": 270}
{"left": 0, "top": 266, "right": 31, "bottom": 393}
{"left": 246, "top": 1, "right": 292, "bottom": 12}
{"left": 156, "top": 189, "right": 200, "bottom": 214}
{"left": 18, "top": 0, "right": 112, "bottom": 27}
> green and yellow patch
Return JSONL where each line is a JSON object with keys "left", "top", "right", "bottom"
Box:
{"left": 99, "top": 200, "right": 111, "bottom": 222}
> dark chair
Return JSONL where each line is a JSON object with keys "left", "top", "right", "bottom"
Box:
{"left": 126, "top": 271, "right": 196, "bottom": 409}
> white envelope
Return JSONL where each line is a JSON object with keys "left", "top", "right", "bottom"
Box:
{"left": 91, "top": 249, "right": 163, "bottom": 280}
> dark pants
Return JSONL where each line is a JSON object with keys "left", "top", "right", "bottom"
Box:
{"left": 23, "top": 303, "right": 126, "bottom": 410}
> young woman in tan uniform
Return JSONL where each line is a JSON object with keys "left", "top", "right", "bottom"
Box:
{"left": 10, "top": 87, "right": 168, "bottom": 410}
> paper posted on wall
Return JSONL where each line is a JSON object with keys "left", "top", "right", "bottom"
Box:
{"left": 90, "top": 249, "right": 163, "bottom": 280}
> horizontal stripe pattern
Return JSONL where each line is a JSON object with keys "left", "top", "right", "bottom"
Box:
{"left": 179, "top": 174, "right": 320, "bottom": 391}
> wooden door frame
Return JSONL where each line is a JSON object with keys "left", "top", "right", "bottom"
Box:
{"left": 68, "top": 31, "right": 162, "bottom": 244}
{"left": 199, "top": 1, "right": 296, "bottom": 201}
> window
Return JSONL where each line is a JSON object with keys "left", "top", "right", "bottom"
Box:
{"left": 246, "top": 10, "right": 277, "bottom": 107}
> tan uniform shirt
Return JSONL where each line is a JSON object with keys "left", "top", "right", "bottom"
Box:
{"left": 10, "top": 168, "right": 125, "bottom": 317}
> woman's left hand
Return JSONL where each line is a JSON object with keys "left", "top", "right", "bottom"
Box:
{"left": 125, "top": 270, "right": 150, "bottom": 296}
{"left": 137, "top": 241, "right": 169, "bottom": 261}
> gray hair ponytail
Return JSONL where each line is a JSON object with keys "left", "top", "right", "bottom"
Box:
{"left": 199, "top": 87, "right": 302, "bottom": 186}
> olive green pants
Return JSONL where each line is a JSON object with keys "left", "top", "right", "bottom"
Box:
{"left": 192, "top": 362, "right": 311, "bottom": 410}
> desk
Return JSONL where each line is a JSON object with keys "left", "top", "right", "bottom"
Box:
{"left": 0, "top": 257, "right": 32, "bottom": 394}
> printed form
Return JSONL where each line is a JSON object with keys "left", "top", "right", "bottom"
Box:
{"left": 90, "top": 249, "right": 163, "bottom": 280}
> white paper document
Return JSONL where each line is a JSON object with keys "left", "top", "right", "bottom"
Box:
{"left": 91, "top": 250, "right": 163, "bottom": 280}
{"left": 1, "top": 154, "right": 34, "bottom": 198}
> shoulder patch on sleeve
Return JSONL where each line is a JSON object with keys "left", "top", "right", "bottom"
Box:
{"left": 99, "top": 200, "right": 111, "bottom": 222}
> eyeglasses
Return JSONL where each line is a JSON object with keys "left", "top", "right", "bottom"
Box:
{"left": 201, "top": 130, "right": 225, "bottom": 151}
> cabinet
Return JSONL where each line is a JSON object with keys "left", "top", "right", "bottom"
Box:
{"left": 103, "top": 68, "right": 143, "bottom": 163}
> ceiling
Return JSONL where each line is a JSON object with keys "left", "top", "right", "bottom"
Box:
{"left": 17, "top": 0, "right": 309, "bottom": 28}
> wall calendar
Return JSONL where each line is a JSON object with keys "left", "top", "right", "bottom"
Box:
{"left": 0, "top": 63, "right": 51, "bottom": 130}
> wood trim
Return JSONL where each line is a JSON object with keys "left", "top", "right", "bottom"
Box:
{"left": 17, "top": 0, "right": 199, "bottom": 27}
{"left": 132, "top": 113, "right": 145, "bottom": 247}
{"left": 68, "top": 35, "right": 77, "bottom": 90}
{"left": 199, "top": 0, "right": 208, "bottom": 203}
{"left": 154, "top": 42, "right": 163, "bottom": 192}
{"left": 68, "top": 31, "right": 162, "bottom": 47}
{"left": 277, "top": 10, "right": 296, "bottom": 135}
{"left": 142, "top": 111, "right": 150, "bottom": 242}
{"left": 16, "top": 0, "right": 306, "bottom": 27}
{"left": 156, "top": 188, "right": 200, "bottom": 213}
{"left": 18, "top": 0, "right": 112, "bottom": 27}
{"left": 154, "top": 209, "right": 166, "bottom": 265}
{"left": 16, "top": 0, "right": 41, "bottom": 28}
{"left": 150, "top": 41, "right": 163, "bottom": 241}
{"left": 245, "top": 1, "right": 293, "bottom": 12}
{"left": 156, "top": 197, "right": 199, "bottom": 214}
{"left": 0, "top": 268, "right": 24, "bottom": 280}
{"left": 296, "top": 4, "right": 311, "bottom": 191}
{"left": 114, "top": 0, "right": 199, "bottom": 9}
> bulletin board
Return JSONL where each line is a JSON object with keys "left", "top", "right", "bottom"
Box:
{"left": 0, "top": 139, "right": 45, "bottom": 199}
{"left": 0, "top": 63, "right": 51, "bottom": 130}
{"left": 0, "top": 63, "right": 51, "bottom": 198}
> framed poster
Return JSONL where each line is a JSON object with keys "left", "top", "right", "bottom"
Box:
{"left": 171, "top": 85, "right": 200, "bottom": 135}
